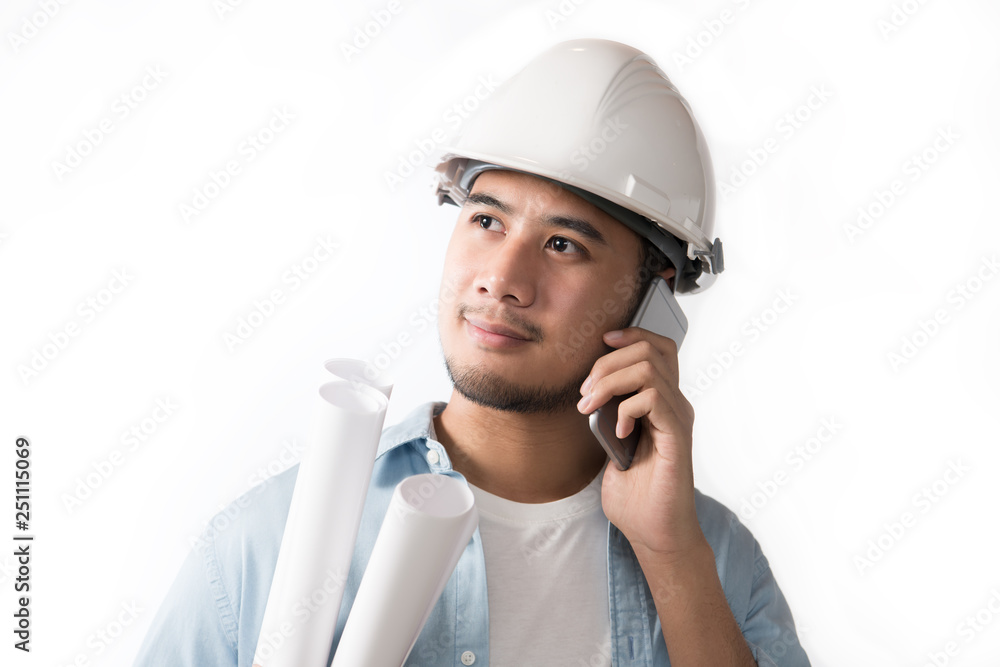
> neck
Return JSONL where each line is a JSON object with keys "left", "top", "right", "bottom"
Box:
{"left": 433, "top": 390, "right": 609, "bottom": 503}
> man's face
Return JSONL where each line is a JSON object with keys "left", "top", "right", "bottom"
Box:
{"left": 437, "top": 169, "right": 650, "bottom": 414}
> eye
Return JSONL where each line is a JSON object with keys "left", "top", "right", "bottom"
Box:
{"left": 471, "top": 213, "right": 505, "bottom": 234}
{"left": 547, "top": 236, "right": 585, "bottom": 255}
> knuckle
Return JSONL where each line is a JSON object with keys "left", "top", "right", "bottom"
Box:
{"left": 636, "top": 339, "right": 657, "bottom": 356}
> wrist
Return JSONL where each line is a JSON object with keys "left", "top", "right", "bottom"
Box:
{"left": 630, "top": 530, "right": 713, "bottom": 571}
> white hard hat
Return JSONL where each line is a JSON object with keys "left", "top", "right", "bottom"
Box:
{"left": 433, "top": 38, "right": 724, "bottom": 294}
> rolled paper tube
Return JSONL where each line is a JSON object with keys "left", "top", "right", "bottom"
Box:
{"left": 323, "top": 357, "right": 393, "bottom": 400}
{"left": 331, "top": 474, "right": 479, "bottom": 667}
{"left": 253, "top": 380, "right": 390, "bottom": 667}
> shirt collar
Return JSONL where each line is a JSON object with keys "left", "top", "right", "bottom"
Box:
{"left": 376, "top": 400, "right": 449, "bottom": 461}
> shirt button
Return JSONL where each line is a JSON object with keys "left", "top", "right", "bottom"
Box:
{"left": 461, "top": 650, "right": 476, "bottom": 665}
{"left": 427, "top": 450, "right": 440, "bottom": 466}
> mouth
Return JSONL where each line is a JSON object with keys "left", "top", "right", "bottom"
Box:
{"left": 464, "top": 316, "right": 532, "bottom": 348}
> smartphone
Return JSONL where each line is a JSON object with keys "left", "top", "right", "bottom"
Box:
{"left": 588, "top": 276, "right": 687, "bottom": 470}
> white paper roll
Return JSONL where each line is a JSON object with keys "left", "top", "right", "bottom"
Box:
{"left": 331, "top": 474, "right": 479, "bottom": 667}
{"left": 323, "top": 357, "right": 393, "bottom": 400}
{"left": 253, "top": 379, "right": 390, "bottom": 667}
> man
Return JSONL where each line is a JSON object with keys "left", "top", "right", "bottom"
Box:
{"left": 135, "top": 39, "right": 810, "bottom": 666}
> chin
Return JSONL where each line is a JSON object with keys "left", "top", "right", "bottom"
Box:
{"left": 442, "top": 350, "right": 591, "bottom": 415}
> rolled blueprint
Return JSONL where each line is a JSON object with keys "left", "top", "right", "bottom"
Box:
{"left": 323, "top": 357, "right": 392, "bottom": 400}
{"left": 331, "top": 473, "right": 478, "bottom": 667}
{"left": 253, "top": 379, "right": 390, "bottom": 667}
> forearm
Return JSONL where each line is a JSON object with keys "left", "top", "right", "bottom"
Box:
{"left": 634, "top": 538, "right": 757, "bottom": 667}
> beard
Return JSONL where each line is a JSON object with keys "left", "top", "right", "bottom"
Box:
{"left": 442, "top": 353, "right": 593, "bottom": 414}
{"left": 441, "top": 277, "right": 646, "bottom": 415}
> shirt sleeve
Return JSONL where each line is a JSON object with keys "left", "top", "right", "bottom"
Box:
{"left": 132, "top": 531, "right": 240, "bottom": 667}
{"left": 739, "top": 540, "right": 811, "bottom": 667}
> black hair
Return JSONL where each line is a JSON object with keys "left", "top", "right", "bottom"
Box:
{"left": 637, "top": 238, "right": 672, "bottom": 290}
{"left": 617, "top": 238, "right": 673, "bottom": 328}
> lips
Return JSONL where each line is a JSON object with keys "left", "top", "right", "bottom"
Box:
{"left": 465, "top": 316, "right": 530, "bottom": 341}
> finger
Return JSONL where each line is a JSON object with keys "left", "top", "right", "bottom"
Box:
{"left": 579, "top": 348, "right": 692, "bottom": 434}
{"left": 604, "top": 326, "right": 679, "bottom": 356}
{"left": 578, "top": 359, "right": 659, "bottom": 416}
{"left": 583, "top": 338, "right": 673, "bottom": 398}
{"left": 617, "top": 385, "right": 692, "bottom": 447}
{"left": 602, "top": 327, "right": 679, "bottom": 385}
{"left": 613, "top": 386, "right": 653, "bottom": 438}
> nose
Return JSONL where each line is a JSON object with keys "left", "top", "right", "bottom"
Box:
{"left": 474, "top": 232, "right": 537, "bottom": 307}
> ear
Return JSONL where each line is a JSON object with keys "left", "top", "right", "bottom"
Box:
{"left": 659, "top": 266, "right": 677, "bottom": 292}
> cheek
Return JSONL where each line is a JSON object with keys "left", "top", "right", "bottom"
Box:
{"left": 441, "top": 235, "right": 478, "bottom": 293}
{"left": 551, "top": 288, "right": 627, "bottom": 355}
{"left": 438, "top": 234, "right": 476, "bottom": 330}
{"left": 545, "top": 295, "right": 602, "bottom": 361}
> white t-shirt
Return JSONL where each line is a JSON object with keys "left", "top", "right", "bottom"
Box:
{"left": 468, "top": 469, "right": 612, "bottom": 666}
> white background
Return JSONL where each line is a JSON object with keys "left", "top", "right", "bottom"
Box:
{"left": 2, "top": 0, "right": 998, "bottom": 665}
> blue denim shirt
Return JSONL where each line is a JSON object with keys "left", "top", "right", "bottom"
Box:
{"left": 134, "top": 401, "right": 810, "bottom": 666}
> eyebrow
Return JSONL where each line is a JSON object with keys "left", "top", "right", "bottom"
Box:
{"left": 465, "top": 191, "right": 609, "bottom": 246}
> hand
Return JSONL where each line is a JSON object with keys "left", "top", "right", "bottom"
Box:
{"left": 577, "top": 326, "right": 707, "bottom": 560}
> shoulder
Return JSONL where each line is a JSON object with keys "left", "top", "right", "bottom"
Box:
{"left": 693, "top": 487, "right": 760, "bottom": 563}
{"left": 198, "top": 398, "right": 443, "bottom": 561}
{"left": 140, "top": 401, "right": 440, "bottom": 666}
{"left": 135, "top": 467, "right": 303, "bottom": 666}
{"left": 692, "top": 488, "right": 811, "bottom": 665}
{"left": 198, "top": 465, "right": 300, "bottom": 577}
{"left": 190, "top": 465, "right": 300, "bottom": 648}
{"left": 192, "top": 401, "right": 440, "bottom": 634}
{"left": 692, "top": 488, "right": 769, "bottom": 618}
{"left": 197, "top": 397, "right": 442, "bottom": 567}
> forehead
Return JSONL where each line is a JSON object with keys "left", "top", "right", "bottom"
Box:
{"left": 469, "top": 169, "right": 592, "bottom": 212}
